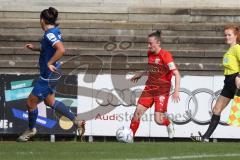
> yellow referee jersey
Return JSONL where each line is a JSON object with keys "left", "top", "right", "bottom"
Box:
{"left": 223, "top": 44, "right": 240, "bottom": 75}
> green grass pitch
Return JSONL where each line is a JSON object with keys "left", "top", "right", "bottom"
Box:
{"left": 1, "top": 142, "right": 240, "bottom": 160}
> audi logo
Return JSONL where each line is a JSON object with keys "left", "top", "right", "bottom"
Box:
{"left": 95, "top": 88, "right": 228, "bottom": 126}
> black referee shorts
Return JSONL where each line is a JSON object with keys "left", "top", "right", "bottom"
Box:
{"left": 220, "top": 73, "right": 238, "bottom": 99}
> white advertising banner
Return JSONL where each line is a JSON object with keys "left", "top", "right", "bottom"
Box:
{"left": 77, "top": 74, "right": 240, "bottom": 139}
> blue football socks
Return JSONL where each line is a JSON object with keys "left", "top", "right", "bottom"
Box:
{"left": 53, "top": 100, "right": 75, "bottom": 121}
{"left": 28, "top": 108, "right": 38, "bottom": 129}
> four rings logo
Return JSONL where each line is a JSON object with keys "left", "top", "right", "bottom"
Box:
{"left": 104, "top": 41, "right": 133, "bottom": 51}
{"left": 95, "top": 88, "right": 228, "bottom": 126}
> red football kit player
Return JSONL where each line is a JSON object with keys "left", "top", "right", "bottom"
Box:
{"left": 130, "top": 30, "right": 181, "bottom": 138}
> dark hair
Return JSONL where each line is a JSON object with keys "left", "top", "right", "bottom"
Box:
{"left": 40, "top": 7, "right": 59, "bottom": 26}
{"left": 148, "top": 30, "right": 162, "bottom": 42}
{"left": 224, "top": 25, "right": 240, "bottom": 43}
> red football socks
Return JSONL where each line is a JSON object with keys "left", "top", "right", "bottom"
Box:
{"left": 130, "top": 120, "right": 140, "bottom": 135}
{"left": 162, "top": 117, "right": 170, "bottom": 126}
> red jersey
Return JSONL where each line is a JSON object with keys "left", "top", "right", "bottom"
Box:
{"left": 146, "top": 49, "right": 176, "bottom": 87}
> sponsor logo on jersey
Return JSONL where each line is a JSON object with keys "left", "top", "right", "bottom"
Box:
{"left": 155, "top": 58, "right": 160, "bottom": 64}
{"left": 46, "top": 33, "right": 57, "bottom": 42}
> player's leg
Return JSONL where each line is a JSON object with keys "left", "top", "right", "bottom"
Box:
{"left": 204, "top": 96, "right": 231, "bottom": 138}
{"left": 154, "top": 112, "right": 174, "bottom": 138}
{"left": 27, "top": 94, "right": 40, "bottom": 130}
{"left": 17, "top": 94, "right": 39, "bottom": 142}
{"left": 191, "top": 95, "right": 230, "bottom": 142}
{"left": 44, "top": 93, "right": 85, "bottom": 136}
{"left": 191, "top": 80, "right": 234, "bottom": 142}
{"left": 44, "top": 93, "right": 75, "bottom": 120}
{"left": 47, "top": 76, "right": 85, "bottom": 136}
{"left": 130, "top": 86, "right": 154, "bottom": 136}
{"left": 130, "top": 104, "right": 148, "bottom": 136}
{"left": 154, "top": 95, "right": 174, "bottom": 138}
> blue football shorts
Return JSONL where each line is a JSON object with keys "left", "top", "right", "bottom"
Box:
{"left": 31, "top": 77, "right": 58, "bottom": 100}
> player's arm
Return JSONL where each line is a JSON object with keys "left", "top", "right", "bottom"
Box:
{"left": 130, "top": 70, "right": 148, "bottom": 83}
{"left": 236, "top": 75, "right": 240, "bottom": 89}
{"left": 172, "top": 69, "right": 181, "bottom": 102}
{"left": 234, "top": 46, "right": 240, "bottom": 88}
{"left": 165, "top": 52, "right": 180, "bottom": 102}
{"left": 25, "top": 43, "right": 41, "bottom": 52}
{"left": 131, "top": 62, "right": 150, "bottom": 83}
{"left": 47, "top": 41, "right": 65, "bottom": 72}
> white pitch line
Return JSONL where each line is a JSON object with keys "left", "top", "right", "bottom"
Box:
{"left": 126, "top": 153, "right": 240, "bottom": 160}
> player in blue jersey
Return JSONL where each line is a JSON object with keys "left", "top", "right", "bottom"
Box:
{"left": 17, "top": 7, "right": 85, "bottom": 142}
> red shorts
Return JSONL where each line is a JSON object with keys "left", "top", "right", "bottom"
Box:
{"left": 138, "top": 85, "right": 170, "bottom": 112}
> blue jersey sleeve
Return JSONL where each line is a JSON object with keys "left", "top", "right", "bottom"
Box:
{"left": 45, "top": 32, "right": 61, "bottom": 46}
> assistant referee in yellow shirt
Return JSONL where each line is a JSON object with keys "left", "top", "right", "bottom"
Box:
{"left": 191, "top": 25, "right": 240, "bottom": 142}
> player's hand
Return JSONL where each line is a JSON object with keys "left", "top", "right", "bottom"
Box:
{"left": 25, "top": 43, "right": 36, "bottom": 51}
{"left": 48, "top": 64, "right": 57, "bottom": 72}
{"left": 235, "top": 76, "right": 240, "bottom": 89}
{"left": 130, "top": 74, "right": 142, "bottom": 83}
{"left": 172, "top": 91, "right": 180, "bottom": 103}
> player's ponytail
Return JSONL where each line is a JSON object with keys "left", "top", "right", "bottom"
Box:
{"left": 224, "top": 25, "right": 240, "bottom": 44}
{"left": 48, "top": 7, "right": 58, "bottom": 20}
{"left": 155, "top": 30, "right": 162, "bottom": 37}
{"left": 40, "top": 7, "right": 59, "bottom": 26}
{"left": 148, "top": 30, "right": 162, "bottom": 42}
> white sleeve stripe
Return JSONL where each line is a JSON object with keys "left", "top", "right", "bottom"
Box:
{"left": 52, "top": 40, "right": 60, "bottom": 47}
